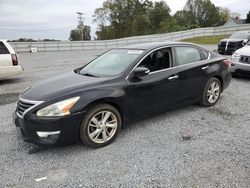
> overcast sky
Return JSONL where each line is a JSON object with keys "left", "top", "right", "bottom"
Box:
{"left": 0, "top": 0, "right": 249, "bottom": 40}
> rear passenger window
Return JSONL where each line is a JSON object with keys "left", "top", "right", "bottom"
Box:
{"left": 0, "top": 42, "right": 10, "bottom": 54}
{"left": 175, "top": 47, "right": 202, "bottom": 65}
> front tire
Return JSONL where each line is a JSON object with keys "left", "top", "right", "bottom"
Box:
{"left": 79, "top": 104, "right": 122, "bottom": 148}
{"left": 200, "top": 77, "right": 221, "bottom": 107}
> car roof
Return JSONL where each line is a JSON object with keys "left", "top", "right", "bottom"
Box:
{"left": 0, "top": 39, "right": 15, "bottom": 53}
{"left": 117, "top": 41, "right": 202, "bottom": 50}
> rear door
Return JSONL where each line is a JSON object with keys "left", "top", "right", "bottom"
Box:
{"left": 0, "top": 41, "right": 12, "bottom": 66}
{"left": 173, "top": 45, "right": 211, "bottom": 100}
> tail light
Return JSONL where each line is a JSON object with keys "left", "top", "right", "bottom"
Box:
{"left": 223, "top": 59, "right": 231, "bottom": 67}
{"left": 11, "top": 54, "right": 18, "bottom": 66}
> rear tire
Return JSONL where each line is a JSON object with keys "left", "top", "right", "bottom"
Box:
{"left": 200, "top": 77, "right": 221, "bottom": 107}
{"left": 79, "top": 104, "right": 122, "bottom": 148}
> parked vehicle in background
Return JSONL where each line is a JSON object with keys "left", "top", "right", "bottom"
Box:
{"left": 231, "top": 42, "right": 250, "bottom": 77}
{"left": 0, "top": 40, "right": 23, "bottom": 79}
{"left": 218, "top": 31, "right": 250, "bottom": 55}
{"left": 13, "top": 42, "right": 231, "bottom": 148}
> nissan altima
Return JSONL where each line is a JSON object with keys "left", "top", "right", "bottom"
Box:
{"left": 13, "top": 42, "right": 231, "bottom": 148}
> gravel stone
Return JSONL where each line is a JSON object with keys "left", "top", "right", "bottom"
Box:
{"left": 1, "top": 46, "right": 250, "bottom": 187}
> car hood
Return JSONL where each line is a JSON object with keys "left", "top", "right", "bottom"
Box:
{"left": 21, "top": 71, "right": 112, "bottom": 101}
{"left": 235, "top": 45, "right": 250, "bottom": 56}
{"left": 220, "top": 38, "right": 244, "bottom": 43}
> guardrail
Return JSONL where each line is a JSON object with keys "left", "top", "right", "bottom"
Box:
{"left": 10, "top": 24, "right": 250, "bottom": 52}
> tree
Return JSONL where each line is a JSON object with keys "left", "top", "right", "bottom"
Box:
{"left": 148, "top": 1, "right": 172, "bottom": 33}
{"left": 93, "top": 0, "right": 232, "bottom": 39}
{"left": 174, "top": 10, "right": 198, "bottom": 30}
{"left": 69, "top": 25, "right": 91, "bottom": 41}
{"left": 69, "top": 14, "right": 91, "bottom": 41}
{"left": 184, "top": 0, "right": 221, "bottom": 27}
{"left": 246, "top": 11, "right": 250, "bottom": 23}
{"left": 217, "top": 7, "right": 231, "bottom": 25}
{"left": 93, "top": 7, "right": 110, "bottom": 40}
{"left": 93, "top": 0, "right": 153, "bottom": 40}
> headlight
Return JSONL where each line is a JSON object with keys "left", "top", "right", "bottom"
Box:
{"left": 36, "top": 96, "right": 80, "bottom": 117}
{"left": 232, "top": 53, "right": 240, "bottom": 61}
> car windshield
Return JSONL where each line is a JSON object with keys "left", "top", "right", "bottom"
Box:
{"left": 80, "top": 49, "right": 144, "bottom": 76}
{"left": 230, "top": 33, "right": 249, "bottom": 39}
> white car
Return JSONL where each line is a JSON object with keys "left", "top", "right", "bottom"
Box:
{"left": 231, "top": 43, "right": 250, "bottom": 77}
{"left": 0, "top": 40, "right": 23, "bottom": 79}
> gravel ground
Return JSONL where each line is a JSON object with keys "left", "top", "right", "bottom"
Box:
{"left": 1, "top": 45, "right": 250, "bottom": 188}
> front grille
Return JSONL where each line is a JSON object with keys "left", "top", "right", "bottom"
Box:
{"left": 220, "top": 42, "right": 242, "bottom": 49}
{"left": 220, "top": 42, "right": 226, "bottom": 47}
{"left": 17, "top": 99, "right": 35, "bottom": 116}
{"left": 239, "top": 56, "right": 250, "bottom": 64}
{"left": 228, "top": 42, "right": 237, "bottom": 48}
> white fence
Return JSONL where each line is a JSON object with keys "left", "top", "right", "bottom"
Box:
{"left": 10, "top": 24, "right": 250, "bottom": 52}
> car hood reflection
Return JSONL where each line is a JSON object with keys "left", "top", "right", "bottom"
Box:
{"left": 21, "top": 71, "right": 111, "bottom": 101}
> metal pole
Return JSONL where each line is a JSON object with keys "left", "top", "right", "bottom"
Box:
{"left": 76, "top": 12, "right": 84, "bottom": 41}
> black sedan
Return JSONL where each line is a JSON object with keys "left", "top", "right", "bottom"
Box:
{"left": 218, "top": 31, "right": 250, "bottom": 55}
{"left": 14, "top": 42, "right": 231, "bottom": 148}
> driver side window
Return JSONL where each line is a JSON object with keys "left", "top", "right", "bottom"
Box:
{"left": 139, "top": 48, "right": 172, "bottom": 72}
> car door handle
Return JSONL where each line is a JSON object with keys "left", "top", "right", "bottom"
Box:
{"left": 202, "top": 66, "right": 209, "bottom": 70}
{"left": 168, "top": 75, "right": 179, "bottom": 81}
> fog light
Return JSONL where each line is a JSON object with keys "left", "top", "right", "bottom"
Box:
{"left": 36, "top": 131, "right": 60, "bottom": 138}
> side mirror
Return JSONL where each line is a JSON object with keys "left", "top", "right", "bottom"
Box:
{"left": 243, "top": 39, "right": 248, "bottom": 44}
{"left": 133, "top": 67, "right": 150, "bottom": 77}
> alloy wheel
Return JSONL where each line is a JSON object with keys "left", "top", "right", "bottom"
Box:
{"left": 87, "top": 111, "right": 118, "bottom": 144}
{"left": 207, "top": 81, "right": 220, "bottom": 104}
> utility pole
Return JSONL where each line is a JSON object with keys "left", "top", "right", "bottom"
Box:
{"left": 76, "top": 12, "right": 84, "bottom": 40}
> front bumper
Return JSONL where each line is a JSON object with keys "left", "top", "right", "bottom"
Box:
{"left": 13, "top": 111, "right": 84, "bottom": 146}
{"left": 231, "top": 61, "right": 250, "bottom": 77}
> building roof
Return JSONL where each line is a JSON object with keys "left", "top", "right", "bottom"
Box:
{"left": 233, "top": 19, "right": 246, "bottom": 24}
{"left": 224, "top": 18, "right": 246, "bottom": 26}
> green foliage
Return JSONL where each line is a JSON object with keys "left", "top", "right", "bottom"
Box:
{"left": 69, "top": 24, "right": 91, "bottom": 41}
{"left": 174, "top": 10, "right": 198, "bottom": 30}
{"left": 9, "top": 38, "right": 59, "bottom": 42}
{"left": 148, "top": 1, "right": 171, "bottom": 33}
{"left": 93, "top": 0, "right": 231, "bottom": 40}
{"left": 217, "top": 7, "right": 231, "bottom": 26}
{"left": 11, "top": 38, "right": 37, "bottom": 42}
{"left": 184, "top": 0, "right": 229, "bottom": 27}
{"left": 247, "top": 11, "right": 250, "bottom": 23}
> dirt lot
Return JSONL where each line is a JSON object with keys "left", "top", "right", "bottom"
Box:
{"left": 1, "top": 46, "right": 250, "bottom": 188}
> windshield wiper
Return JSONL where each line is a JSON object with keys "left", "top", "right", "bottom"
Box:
{"left": 81, "top": 72, "right": 99, "bottom": 77}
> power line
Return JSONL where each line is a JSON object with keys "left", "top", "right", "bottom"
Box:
{"left": 76, "top": 12, "right": 85, "bottom": 40}
{"left": 77, "top": 12, "right": 85, "bottom": 26}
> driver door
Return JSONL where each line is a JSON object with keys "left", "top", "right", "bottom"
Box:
{"left": 125, "top": 47, "right": 181, "bottom": 119}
